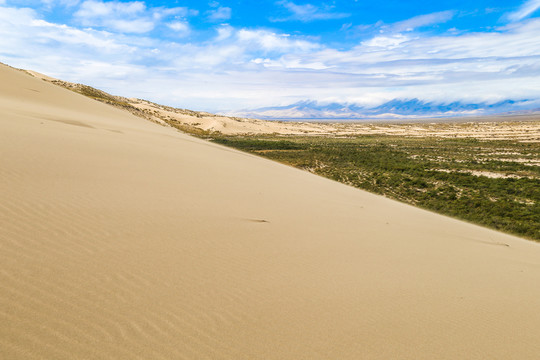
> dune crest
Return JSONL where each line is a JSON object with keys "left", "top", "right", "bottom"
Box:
{"left": 1, "top": 63, "right": 540, "bottom": 359}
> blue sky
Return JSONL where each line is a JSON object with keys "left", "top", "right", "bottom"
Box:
{"left": 1, "top": 0, "right": 540, "bottom": 113}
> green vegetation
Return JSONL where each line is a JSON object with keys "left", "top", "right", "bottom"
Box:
{"left": 210, "top": 135, "right": 540, "bottom": 241}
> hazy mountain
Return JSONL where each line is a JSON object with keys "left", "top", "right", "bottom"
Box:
{"left": 225, "top": 99, "right": 539, "bottom": 120}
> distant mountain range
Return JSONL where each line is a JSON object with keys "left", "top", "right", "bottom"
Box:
{"left": 225, "top": 99, "right": 540, "bottom": 120}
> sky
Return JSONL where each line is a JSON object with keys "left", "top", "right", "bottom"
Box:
{"left": 1, "top": 0, "right": 540, "bottom": 112}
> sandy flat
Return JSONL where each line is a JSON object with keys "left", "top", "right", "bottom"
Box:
{"left": 1, "top": 63, "right": 540, "bottom": 359}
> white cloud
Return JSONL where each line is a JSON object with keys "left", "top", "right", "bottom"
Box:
{"left": 215, "top": 25, "right": 233, "bottom": 41}
{"left": 506, "top": 0, "right": 540, "bottom": 22}
{"left": 236, "top": 29, "right": 319, "bottom": 52}
{"left": 76, "top": 0, "right": 146, "bottom": 17}
{"left": 0, "top": 6, "right": 129, "bottom": 52}
{"left": 39, "top": 0, "right": 81, "bottom": 7}
{"left": 154, "top": 7, "right": 196, "bottom": 19}
{"left": 109, "top": 18, "right": 154, "bottom": 33}
{"left": 234, "top": 18, "right": 540, "bottom": 106}
{"left": 167, "top": 21, "right": 190, "bottom": 36}
{"left": 361, "top": 34, "right": 410, "bottom": 49}
{"left": 392, "top": 11, "right": 455, "bottom": 32}
{"left": 73, "top": 0, "right": 153, "bottom": 33}
{"left": 273, "top": 1, "right": 350, "bottom": 22}
{"left": 1, "top": 2, "right": 540, "bottom": 112}
{"left": 72, "top": 0, "right": 196, "bottom": 34}
{"left": 354, "top": 11, "right": 455, "bottom": 35}
{"left": 207, "top": 6, "right": 231, "bottom": 21}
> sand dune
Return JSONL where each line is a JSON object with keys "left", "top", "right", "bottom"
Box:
{"left": 1, "top": 63, "right": 540, "bottom": 359}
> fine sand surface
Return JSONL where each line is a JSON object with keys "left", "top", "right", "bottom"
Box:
{"left": 1, "top": 63, "right": 540, "bottom": 359}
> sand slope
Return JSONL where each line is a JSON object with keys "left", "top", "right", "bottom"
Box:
{"left": 1, "top": 63, "right": 540, "bottom": 359}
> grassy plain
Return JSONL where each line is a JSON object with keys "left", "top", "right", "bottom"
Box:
{"left": 211, "top": 134, "right": 540, "bottom": 241}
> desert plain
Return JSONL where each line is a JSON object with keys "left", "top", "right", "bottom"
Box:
{"left": 1, "top": 63, "right": 540, "bottom": 359}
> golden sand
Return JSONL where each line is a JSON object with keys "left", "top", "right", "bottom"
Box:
{"left": 1, "top": 63, "right": 540, "bottom": 359}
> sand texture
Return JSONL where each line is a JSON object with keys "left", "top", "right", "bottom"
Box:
{"left": 1, "top": 63, "right": 540, "bottom": 359}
